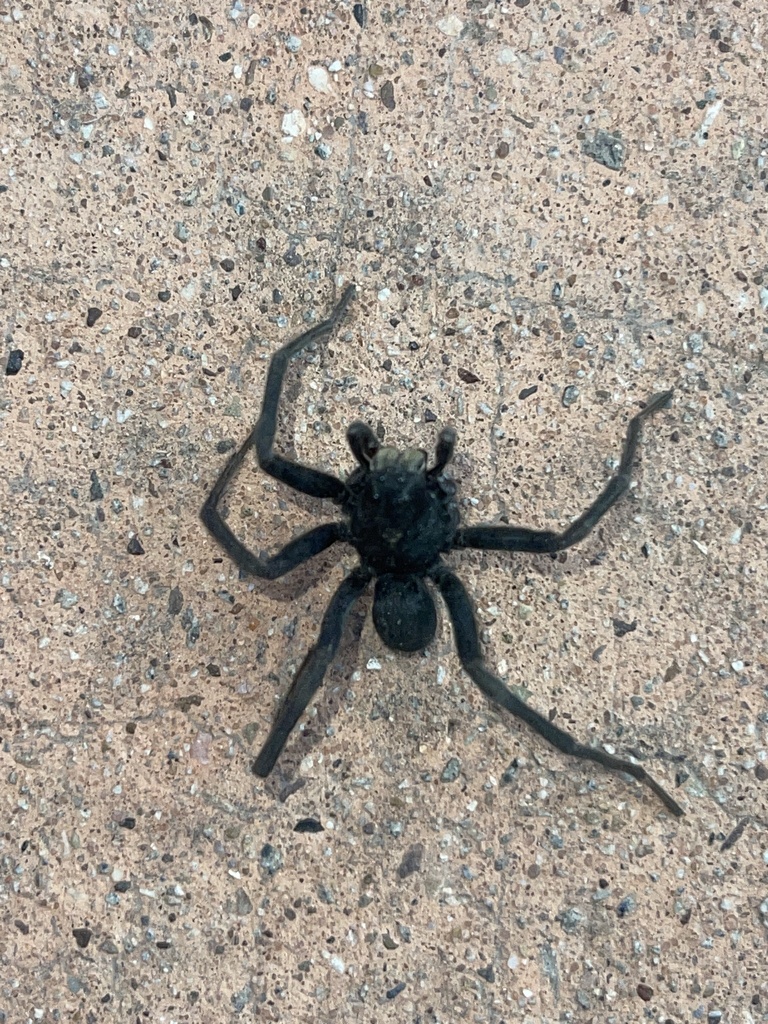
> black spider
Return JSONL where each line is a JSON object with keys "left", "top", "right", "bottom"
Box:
{"left": 201, "top": 285, "right": 683, "bottom": 817}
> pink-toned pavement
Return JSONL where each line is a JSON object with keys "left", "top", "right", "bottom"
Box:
{"left": 0, "top": 3, "right": 765, "bottom": 1021}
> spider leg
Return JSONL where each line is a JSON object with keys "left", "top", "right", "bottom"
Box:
{"left": 253, "top": 283, "right": 356, "bottom": 500}
{"left": 431, "top": 564, "right": 684, "bottom": 817}
{"left": 454, "top": 391, "right": 672, "bottom": 554}
{"left": 429, "top": 426, "right": 457, "bottom": 477}
{"left": 253, "top": 567, "right": 372, "bottom": 776}
{"left": 201, "top": 414, "right": 347, "bottom": 577}
{"left": 347, "top": 421, "right": 380, "bottom": 467}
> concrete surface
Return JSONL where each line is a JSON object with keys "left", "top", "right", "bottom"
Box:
{"left": 0, "top": 1, "right": 766, "bottom": 1022}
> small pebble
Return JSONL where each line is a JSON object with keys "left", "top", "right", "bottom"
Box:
{"left": 307, "top": 66, "right": 332, "bottom": 94}
{"left": 281, "top": 109, "right": 306, "bottom": 138}
{"left": 5, "top": 349, "right": 23, "bottom": 375}
{"left": 437, "top": 15, "right": 463, "bottom": 37}
{"left": 562, "top": 385, "right": 580, "bottom": 407}
{"left": 260, "top": 844, "right": 283, "bottom": 875}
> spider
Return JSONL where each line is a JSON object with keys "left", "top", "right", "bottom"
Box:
{"left": 201, "top": 285, "right": 684, "bottom": 817}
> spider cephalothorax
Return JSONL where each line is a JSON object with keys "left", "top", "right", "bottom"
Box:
{"left": 343, "top": 428, "right": 459, "bottom": 651}
{"left": 201, "top": 285, "right": 684, "bottom": 817}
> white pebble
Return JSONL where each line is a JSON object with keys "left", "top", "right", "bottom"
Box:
{"left": 307, "top": 66, "right": 333, "bottom": 94}
{"left": 281, "top": 109, "right": 306, "bottom": 138}
{"left": 437, "top": 14, "right": 464, "bottom": 37}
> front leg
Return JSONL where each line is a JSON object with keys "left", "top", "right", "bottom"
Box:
{"left": 201, "top": 409, "right": 347, "bottom": 577}
{"left": 254, "top": 284, "right": 357, "bottom": 500}
{"left": 454, "top": 391, "right": 672, "bottom": 554}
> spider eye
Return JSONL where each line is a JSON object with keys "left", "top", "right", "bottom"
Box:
{"left": 372, "top": 575, "right": 437, "bottom": 653}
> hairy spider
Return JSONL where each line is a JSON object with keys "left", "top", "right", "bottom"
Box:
{"left": 201, "top": 285, "right": 683, "bottom": 817}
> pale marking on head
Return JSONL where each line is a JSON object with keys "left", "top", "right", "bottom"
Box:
{"left": 371, "top": 447, "right": 427, "bottom": 473}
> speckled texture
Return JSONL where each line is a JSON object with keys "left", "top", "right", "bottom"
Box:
{"left": 1, "top": 2, "right": 766, "bottom": 1022}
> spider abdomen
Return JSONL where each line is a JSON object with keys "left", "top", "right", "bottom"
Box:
{"left": 372, "top": 574, "right": 437, "bottom": 652}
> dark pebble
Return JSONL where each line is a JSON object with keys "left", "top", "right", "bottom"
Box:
{"left": 294, "top": 817, "right": 324, "bottom": 833}
{"left": 127, "top": 535, "right": 145, "bottom": 555}
{"left": 87, "top": 307, "right": 103, "bottom": 327}
{"left": 72, "top": 927, "right": 92, "bottom": 948}
{"left": 5, "top": 349, "right": 23, "bottom": 375}
{"left": 220, "top": 258, "right": 235, "bottom": 271}
{"left": 119, "top": 817, "right": 136, "bottom": 829}
{"left": 562, "top": 384, "right": 580, "bottom": 407}
{"left": 353, "top": 3, "right": 366, "bottom": 28}
{"left": 175, "top": 694, "right": 202, "bottom": 712}
{"left": 89, "top": 469, "right": 104, "bottom": 501}
{"left": 720, "top": 817, "right": 749, "bottom": 851}
{"left": 386, "top": 982, "right": 405, "bottom": 1000}
{"left": 612, "top": 617, "right": 637, "bottom": 638}
{"left": 397, "top": 843, "right": 424, "bottom": 879}
{"left": 168, "top": 587, "right": 183, "bottom": 615}
{"left": 582, "top": 130, "right": 627, "bottom": 171}
{"left": 380, "top": 80, "right": 395, "bottom": 111}
{"left": 424, "top": 409, "right": 437, "bottom": 423}
{"left": 260, "top": 843, "right": 283, "bottom": 875}
{"left": 519, "top": 385, "right": 538, "bottom": 400}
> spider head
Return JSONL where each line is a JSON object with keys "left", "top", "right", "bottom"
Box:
{"left": 366, "top": 446, "right": 431, "bottom": 529}
{"left": 345, "top": 421, "right": 459, "bottom": 575}
{"left": 372, "top": 574, "right": 437, "bottom": 652}
{"left": 371, "top": 446, "right": 425, "bottom": 473}
{"left": 347, "top": 421, "right": 456, "bottom": 480}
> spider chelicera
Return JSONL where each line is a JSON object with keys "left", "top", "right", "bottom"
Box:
{"left": 201, "top": 285, "right": 684, "bottom": 817}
